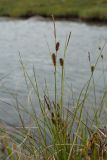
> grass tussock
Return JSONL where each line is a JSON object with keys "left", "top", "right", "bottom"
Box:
{"left": 0, "top": 21, "right": 107, "bottom": 160}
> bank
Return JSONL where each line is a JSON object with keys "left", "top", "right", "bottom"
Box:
{"left": 0, "top": 0, "right": 107, "bottom": 23}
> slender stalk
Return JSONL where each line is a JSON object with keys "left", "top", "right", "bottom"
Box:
{"left": 61, "top": 65, "right": 64, "bottom": 109}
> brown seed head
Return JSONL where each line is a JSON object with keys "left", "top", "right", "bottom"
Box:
{"left": 91, "top": 65, "right": 95, "bottom": 73}
{"left": 101, "top": 54, "right": 103, "bottom": 59}
{"left": 99, "top": 47, "right": 101, "bottom": 50}
{"left": 88, "top": 52, "right": 91, "bottom": 62}
{"left": 51, "top": 117, "right": 56, "bottom": 125}
{"left": 51, "top": 112, "right": 54, "bottom": 118}
{"left": 52, "top": 53, "right": 56, "bottom": 66}
{"left": 56, "top": 42, "right": 60, "bottom": 52}
{"left": 59, "top": 58, "right": 64, "bottom": 67}
{"left": 44, "top": 95, "right": 50, "bottom": 111}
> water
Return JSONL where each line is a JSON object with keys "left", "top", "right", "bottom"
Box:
{"left": 0, "top": 17, "right": 107, "bottom": 124}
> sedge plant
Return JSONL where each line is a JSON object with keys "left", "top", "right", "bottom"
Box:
{"left": 0, "top": 23, "right": 107, "bottom": 160}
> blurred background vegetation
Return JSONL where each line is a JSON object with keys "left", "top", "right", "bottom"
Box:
{"left": 0, "top": 0, "right": 107, "bottom": 21}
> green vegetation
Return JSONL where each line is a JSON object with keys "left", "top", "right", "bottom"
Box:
{"left": 0, "top": 0, "right": 107, "bottom": 21}
{"left": 0, "top": 23, "right": 107, "bottom": 159}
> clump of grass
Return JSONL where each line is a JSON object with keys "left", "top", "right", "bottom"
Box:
{"left": 0, "top": 22, "right": 107, "bottom": 160}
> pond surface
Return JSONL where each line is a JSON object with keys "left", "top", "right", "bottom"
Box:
{"left": 0, "top": 17, "right": 107, "bottom": 124}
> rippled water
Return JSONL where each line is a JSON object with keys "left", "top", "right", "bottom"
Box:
{"left": 0, "top": 17, "right": 107, "bottom": 124}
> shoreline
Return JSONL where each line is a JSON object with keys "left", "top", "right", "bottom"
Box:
{"left": 0, "top": 14, "right": 107, "bottom": 25}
